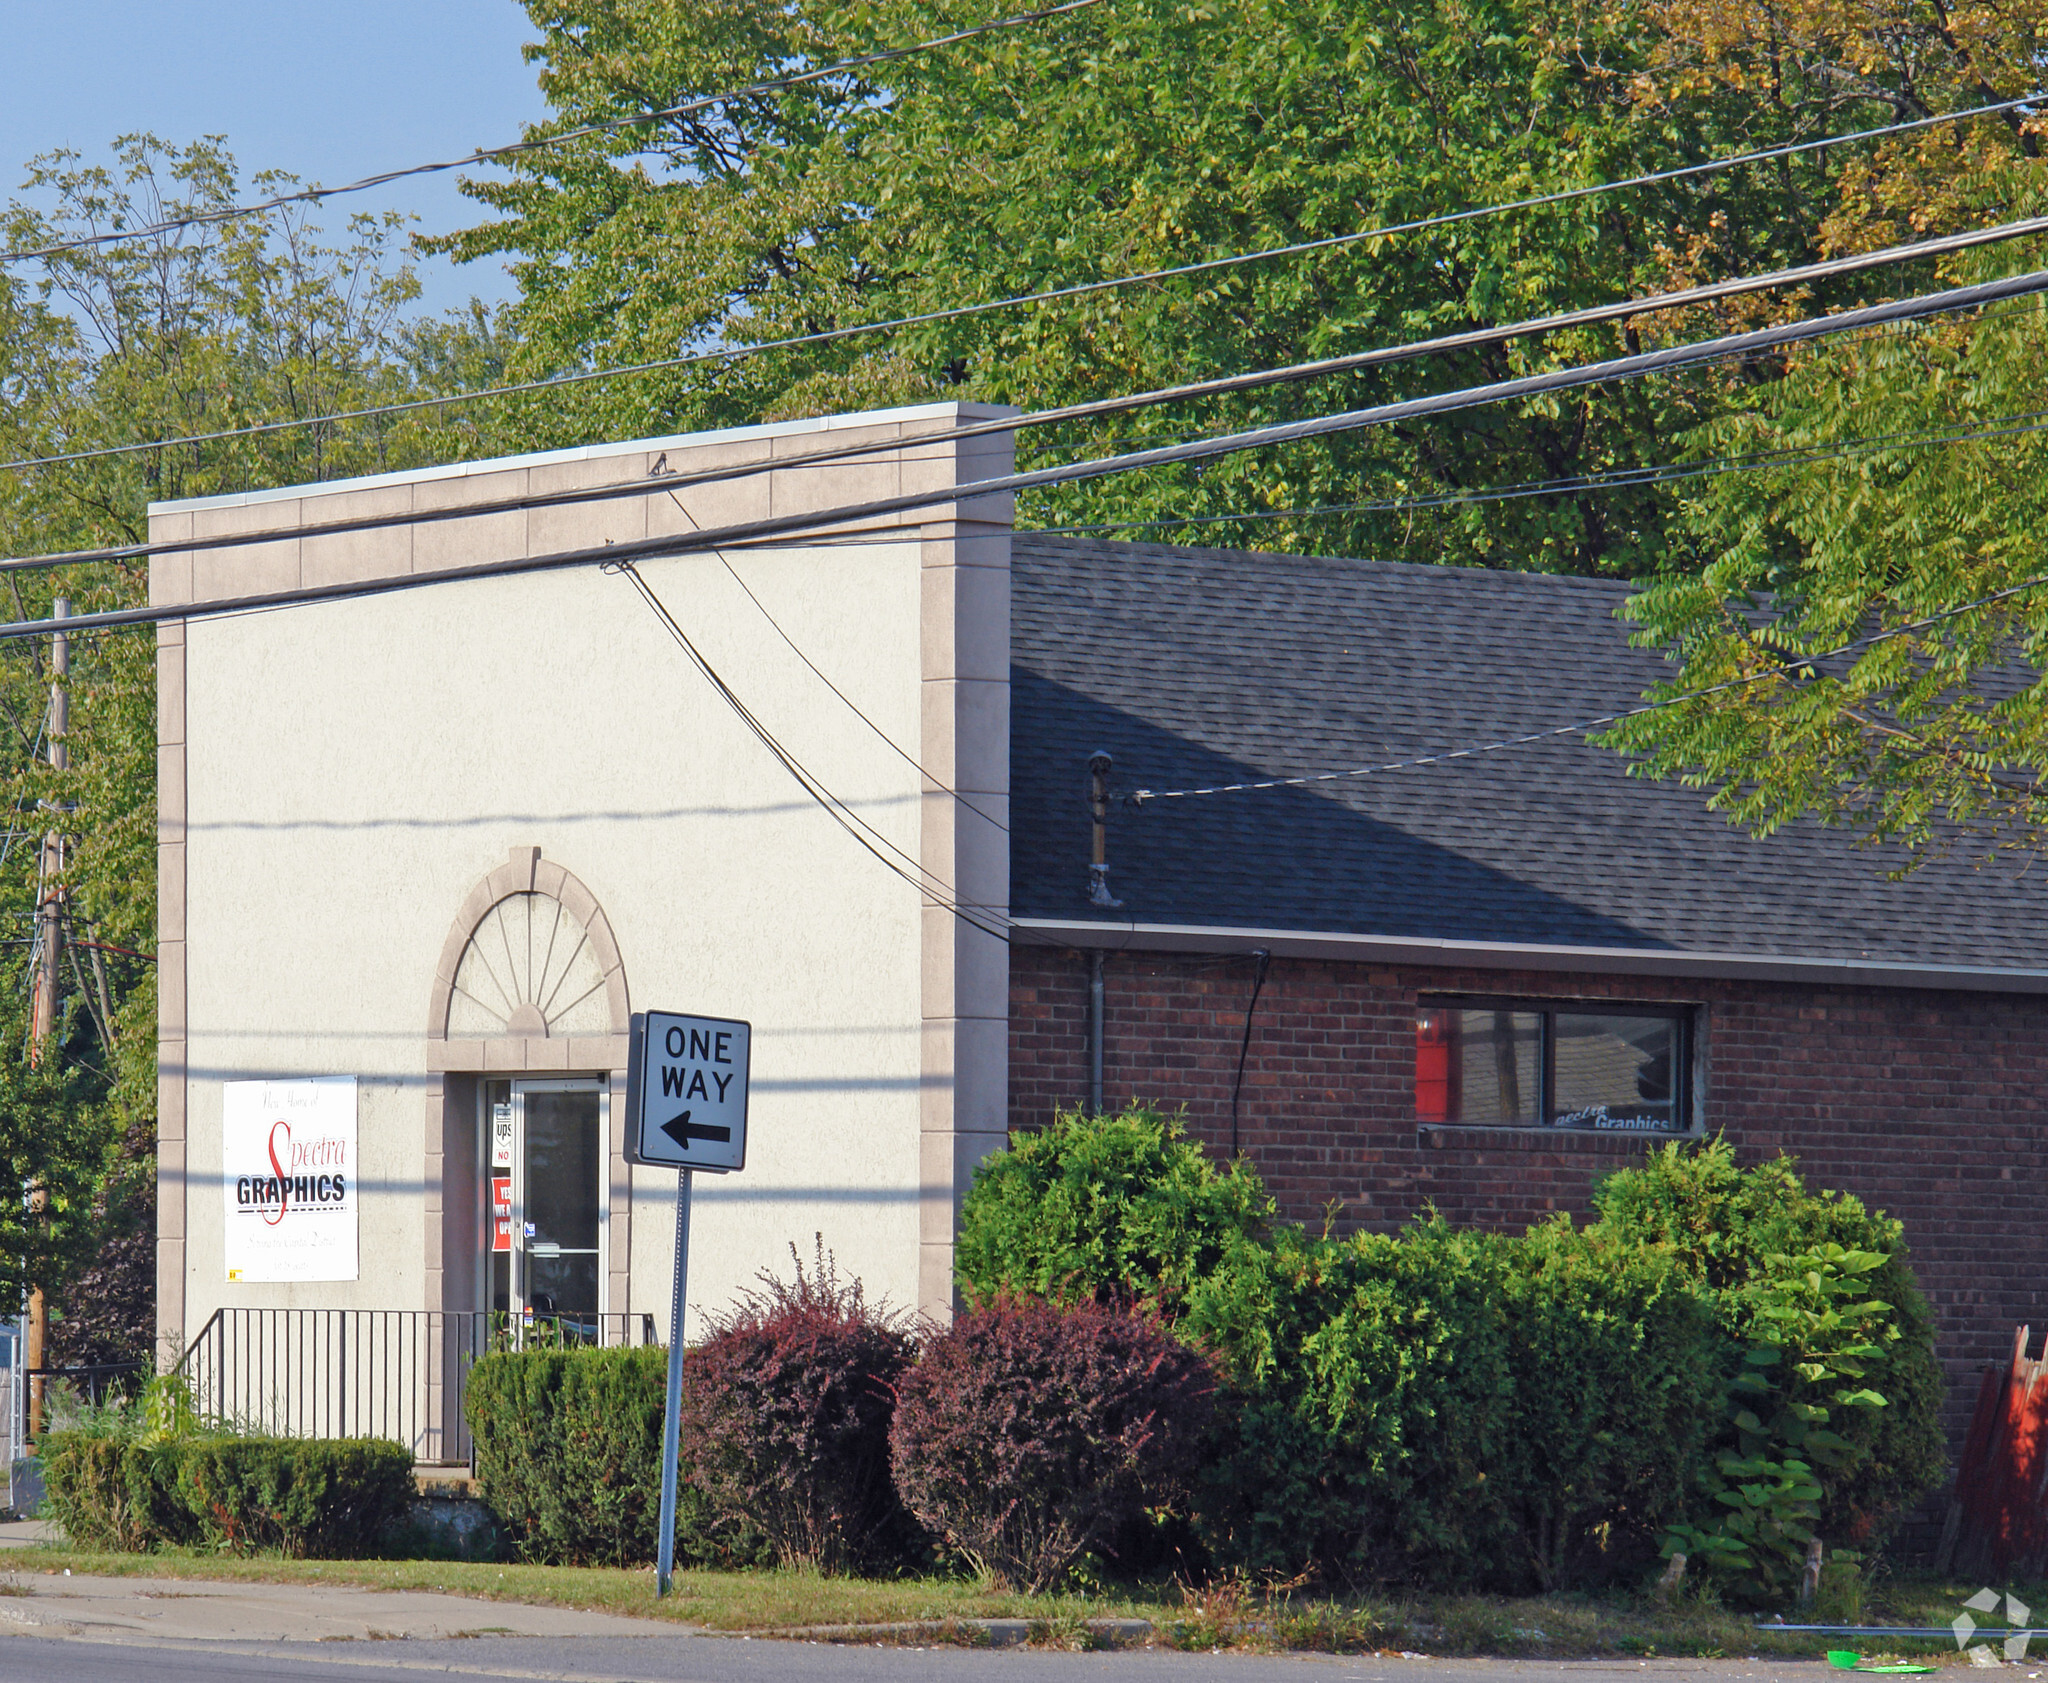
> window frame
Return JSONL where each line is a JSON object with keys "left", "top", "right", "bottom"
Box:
{"left": 1416, "top": 993, "right": 1697, "bottom": 1136}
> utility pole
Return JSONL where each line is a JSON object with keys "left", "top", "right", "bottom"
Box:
{"left": 26, "top": 597, "right": 68, "bottom": 1439}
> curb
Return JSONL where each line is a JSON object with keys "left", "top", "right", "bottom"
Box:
{"left": 743, "top": 1616, "right": 1159, "bottom": 1647}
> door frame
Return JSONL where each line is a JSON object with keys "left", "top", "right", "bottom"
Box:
{"left": 480, "top": 1075, "right": 611, "bottom": 1320}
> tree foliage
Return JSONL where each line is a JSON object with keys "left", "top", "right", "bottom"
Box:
{"left": 440, "top": 0, "right": 2040, "bottom": 577}
{"left": 1639, "top": 0, "right": 2047, "bottom": 261}
{"left": 1601, "top": 225, "right": 2048, "bottom": 859}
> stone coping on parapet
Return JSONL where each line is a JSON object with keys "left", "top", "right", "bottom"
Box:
{"left": 148, "top": 401, "right": 1025, "bottom": 517}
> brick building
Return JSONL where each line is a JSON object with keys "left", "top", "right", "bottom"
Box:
{"left": 152, "top": 404, "right": 2038, "bottom": 1475}
{"left": 1007, "top": 535, "right": 2048, "bottom": 1459}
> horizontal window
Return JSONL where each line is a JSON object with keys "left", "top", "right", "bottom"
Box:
{"left": 1415, "top": 998, "right": 1690, "bottom": 1133}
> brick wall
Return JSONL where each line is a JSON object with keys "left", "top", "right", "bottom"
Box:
{"left": 1009, "top": 944, "right": 2048, "bottom": 1486}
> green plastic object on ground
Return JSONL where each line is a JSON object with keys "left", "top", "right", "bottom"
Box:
{"left": 1827, "top": 1651, "right": 1935, "bottom": 1673}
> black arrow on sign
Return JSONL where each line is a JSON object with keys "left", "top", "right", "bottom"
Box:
{"left": 659, "top": 1110, "right": 731, "bottom": 1152}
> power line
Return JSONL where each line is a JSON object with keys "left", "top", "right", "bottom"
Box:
{"left": 35, "top": 360, "right": 2042, "bottom": 649}
{"left": 15, "top": 211, "right": 2048, "bottom": 576}
{"left": 1007, "top": 284, "right": 2048, "bottom": 472}
{"left": 1033, "top": 396, "right": 2048, "bottom": 538}
{"left": 1129, "top": 573, "right": 2048, "bottom": 803}
{"left": 660, "top": 484, "right": 1011, "bottom": 834}
{"left": 0, "top": 699, "right": 52, "bottom": 873}
{"left": 4, "top": 92, "right": 2041, "bottom": 480}
{"left": 226, "top": 352, "right": 2029, "bottom": 563}
{"left": 0, "top": 0, "right": 1105, "bottom": 268}
{"left": 0, "top": 263, "right": 2038, "bottom": 648}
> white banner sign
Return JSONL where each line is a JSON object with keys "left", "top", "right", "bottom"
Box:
{"left": 223, "top": 1077, "right": 359, "bottom": 1283}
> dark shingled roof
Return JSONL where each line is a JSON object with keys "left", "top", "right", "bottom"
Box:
{"left": 1010, "top": 535, "right": 2048, "bottom": 970}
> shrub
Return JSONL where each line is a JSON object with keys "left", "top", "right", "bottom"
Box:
{"left": 1184, "top": 1220, "right": 1520, "bottom": 1585}
{"left": 38, "top": 1433, "right": 188, "bottom": 1550}
{"left": 889, "top": 1297, "right": 1216, "bottom": 1591}
{"left": 1492, "top": 1219, "right": 1729, "bottom": 1589}
{"left": 937, "top": 1121, "right": 1941, "bottom": 1599}
{"left": 38, "top": 1432, "right": 411, "bottom": 1556}
{"left": 680, "top": 1241, "right": 914, "bottom": 1572}
{"left": 1591, "top": 1141, "right": 1946, "bottom": 1567}
{"left": 174, "top": 1438, "right": 414, "bottom": 1556}
{"left": 955, "top": 1106, "right": 1272, "bottom": 1314}
{"left": 1182, "top": 1217, "right": 1725, "bottom": 1591}
{"left": 466, "top": 1344, "right": 744, "bottom": 1567}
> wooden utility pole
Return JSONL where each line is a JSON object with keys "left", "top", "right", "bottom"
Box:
{"left": 26, "top": 597, "right": 68, "bottom": 1438}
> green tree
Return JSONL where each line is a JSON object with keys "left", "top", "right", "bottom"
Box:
{"left": 1638, "top": 0, "right": 2048, "bottom": 260}
{"left": 443, "top": 0, "right": 1968, "bottom": 577}
{"left": 1600, "top": 218, "right": 2048, "bottom": 860}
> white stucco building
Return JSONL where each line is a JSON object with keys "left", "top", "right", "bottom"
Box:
{"left": 154, "top": 405, "right": 1015, "bottom": 1452}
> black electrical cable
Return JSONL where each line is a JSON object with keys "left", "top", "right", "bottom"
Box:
{"left": 0, "top": 262, "right": 2041, "bottom": 646}
{"left": 32, "top": 511, "right": 2044, "bottom": 832}
{"left": 611, "top": 560, "right": 1015, "bottom": 945}
{"left": 0, "top": 0, "right": 1107, "bottom": 267}
{"left": 4, "top": 94, "right": 2040, "bottom": 480}
{"left": 660, "top": 485, "right": 1011, "bottom": 835}
{"left": 1033, "top": 396, "right": 2048, "bottom": 540}
{"left": 1228, "top": 948, "right": 1272, "bottom": 1160}
{"left": 13, "top": 220, "right": 2048, "bottom": 581}
{"left": 18, "top": 534, "right": 2048, "bottom": 953}
{"left": 43, "top": 300, "right": 2038, "bottom": 585}
{"left": 1130, "top": 571, "right": 2048, "bottom": 803}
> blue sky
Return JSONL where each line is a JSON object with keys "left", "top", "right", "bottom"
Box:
{"left": 0, "top": 0, "right": 548, "bottom": 317}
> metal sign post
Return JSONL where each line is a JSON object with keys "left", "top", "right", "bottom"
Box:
{"left": 625, "top": 1010, "right": 750, "bottom": 1597}
{"left": 655, "top": 1167, "right": 691, "bottom": 1595}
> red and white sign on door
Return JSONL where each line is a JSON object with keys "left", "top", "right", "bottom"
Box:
{"left": 491, "top": 1175, "right": 512, "bottom": 1253}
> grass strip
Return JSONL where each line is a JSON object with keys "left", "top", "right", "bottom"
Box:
{"left": 0, "top": 1548, "right": 1998, "bottom": 1662}
{"left": 7, "top": 1549, "right": 1162, "bottom": 1633}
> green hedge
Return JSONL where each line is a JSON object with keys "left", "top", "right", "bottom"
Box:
{"left": 465, "top": 1346, "right": 759, "bottom": 1568}
{"left": 39, "top": 1433, "right": 413, "bottom": 1556}
{"left": 1182, "top": 1217, "right": 1723, "bottom": 1589}
{"left": 36, "top": 1435, "right": 186, "bottom": 1551}
{"left": 955, "top": 1106, "right": 1273, "bottom": 1313}
{"left": 958, "top": 1111, "right": 1945, "bottom": 1598}
{"left": 1589, "top": 1139, "right": 1946, "bottom": 1557}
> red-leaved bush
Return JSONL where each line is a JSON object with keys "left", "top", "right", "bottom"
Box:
{"left": 888, "top": 1298, "right": 1215, "bottom": 1590}
{"left": 679, "top": 1241, "right": 915, "bottom": 1572}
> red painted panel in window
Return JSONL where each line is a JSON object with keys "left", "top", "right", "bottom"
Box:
{"left": 1416, "top": 1011, "right": 1451, "bottom": 1122}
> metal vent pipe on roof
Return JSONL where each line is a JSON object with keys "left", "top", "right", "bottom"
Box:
{"left": 1087, "top": 752, "right": 1120, "bottom": 911}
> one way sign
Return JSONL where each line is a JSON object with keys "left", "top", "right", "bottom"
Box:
{"left": 624, "top": 1010, "right": 751, "bottom": 1172}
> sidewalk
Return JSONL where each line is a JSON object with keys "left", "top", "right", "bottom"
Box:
{"left": 0, "top": 1567, "right": 670, "bottom": 1645}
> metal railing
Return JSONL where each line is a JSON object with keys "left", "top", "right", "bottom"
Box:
{"left": 28, "top": 1362, "right": 144, "bottom": 1408}
{"left": 173, "top": 1309, "right": 659, "bottom": 1465}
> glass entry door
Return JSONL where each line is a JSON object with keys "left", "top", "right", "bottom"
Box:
{"left": 482, "top": 1077, "right": 606, "bottom": 1325}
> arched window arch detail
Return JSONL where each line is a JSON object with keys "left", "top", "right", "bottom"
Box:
{"left": 428, "top": 847, "right": 629, "bottom": 1050}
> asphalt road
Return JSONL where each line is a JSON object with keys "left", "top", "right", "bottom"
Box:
{"left": 0, "top": 1636, "right": 1848, "bottom": 1683}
